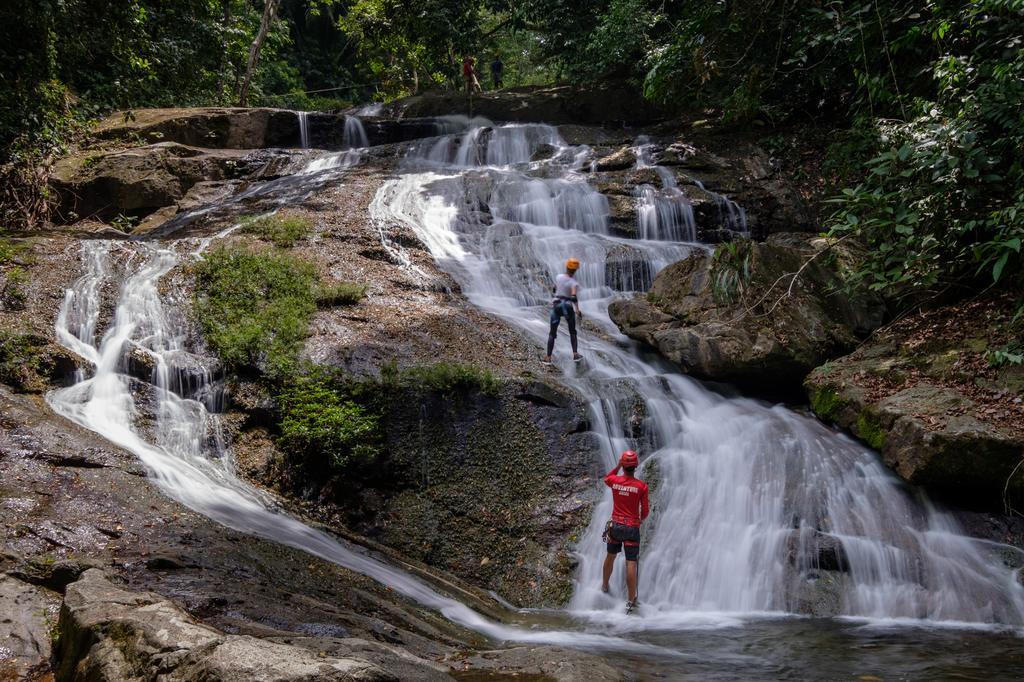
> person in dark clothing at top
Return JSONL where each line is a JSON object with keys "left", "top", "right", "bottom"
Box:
{"left": 544, "top": 258, "right": 583, "bottom": 365}
{"left": 601, "top": 449, "right": 650, "bottom": 613}
{"left": 490, "top": 55, "right": 504, "bottom": 89}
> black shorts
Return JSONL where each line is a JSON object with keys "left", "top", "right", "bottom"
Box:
{"left": 607, "top": 541, "right": 639, "bottom": 561}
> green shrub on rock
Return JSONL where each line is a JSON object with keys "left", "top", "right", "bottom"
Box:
{"left": 193, "top": 244, "right": 317, "bottom": 379}
{"left": 241, "top": 213, "right": 312, "bottom": 248}
{"left": 277, "top": 372, "right": 381, "bottom": 471}
{"left": 381, "top": 361, "right": 502, "bottom": 397}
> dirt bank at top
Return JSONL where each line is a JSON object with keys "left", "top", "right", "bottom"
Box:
{"left": 362, "top": 84, "right": 673, "bottom": 125}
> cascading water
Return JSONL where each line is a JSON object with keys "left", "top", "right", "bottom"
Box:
{"left": 297, "top": 111, "right": 310, "bottom": 149}
{"left": 634, "top": 140, "right": 748, "bottom": 239}
{"left": 39, "top": 114, "right": 1024, "bottom": 678}
{"left": 43, "top": 159, "right": 668, "bottom": 657}
{"left": 373, "top": 120, "right": 1024, "bottom": 627}
{"left": 634, "top": 142, "right": 697, "bottom": 242}
{"left": 343, "top": 115, "right": 369, "bottom": 149}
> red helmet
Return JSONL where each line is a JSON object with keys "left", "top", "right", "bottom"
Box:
{"left": 619, "top": 450, "right": 639, "bottom": 468}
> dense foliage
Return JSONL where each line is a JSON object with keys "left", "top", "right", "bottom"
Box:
{"left": 3, "top": 0, "right": 1022, "bottom": 303}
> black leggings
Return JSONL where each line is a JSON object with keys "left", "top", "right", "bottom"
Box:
{"left": 547, "top": 301, "right": 577, "bottom": 356}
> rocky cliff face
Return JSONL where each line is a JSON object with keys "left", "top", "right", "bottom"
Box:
{"left": 609, "top": 234, "right": 884, "bottom": 395}
{"left": 237, "top": 379, "right": 598, "bottom": 609}
{"left": 805, "top": 294, "right": 1024, "bottom": 511}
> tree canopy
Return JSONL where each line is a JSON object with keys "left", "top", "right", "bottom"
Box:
{"left": 1, "top": 0, "right": 1022, "bottom": 301}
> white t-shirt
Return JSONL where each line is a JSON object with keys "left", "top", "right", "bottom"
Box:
{"left": 553, "top": 273, "right": 579, "bottom": 301}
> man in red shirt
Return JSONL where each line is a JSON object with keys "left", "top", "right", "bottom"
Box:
{"left": 601, "top": 450, "right": 649, "bottom": 612}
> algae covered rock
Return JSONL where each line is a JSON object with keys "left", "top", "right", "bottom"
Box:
{"left": 252, "top": 376, "right": 600, "bottom": 610}
{"left": 609, "top": 234, "right": 884, "bottom": 394}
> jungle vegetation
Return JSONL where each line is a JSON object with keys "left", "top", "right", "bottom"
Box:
{"left": 1, "top": 0, "right": 1021, "bottom": 306}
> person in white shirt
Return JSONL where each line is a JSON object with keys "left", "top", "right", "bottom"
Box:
{"left": 544, "top": 258, "right": 583, "bottom": 364}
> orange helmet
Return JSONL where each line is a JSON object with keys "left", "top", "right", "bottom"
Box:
{"left": 566, "top": 257, "right": 580, "bottom": 271}
{"left": 619, "top": 450, "right": 639, "bottom": 468}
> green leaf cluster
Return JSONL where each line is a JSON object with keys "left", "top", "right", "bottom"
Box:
{"left": 826, "top": 0, "right": 1024, "bottom": 299}
{"left": 277, "top": 370, "right": 382, "bottom": 471}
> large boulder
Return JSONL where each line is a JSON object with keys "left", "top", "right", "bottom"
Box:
{"left": 608, "top": 234, "right": 884, "bottom": 394}
{"left": 53, "top": 569, "right": 448, "bottom": 681}
{"left": 805, "top": 294, "right": 1024, "bottom": 511}
{"left": 236, "top": 377, "right": 600, "bottom": 609}
{"left": 0, "top": 574, "right": 58, "bottom": 680}
{"left": 91, "top": 107, "right": 301, "bottom": 148}
{"left": 49, "top": 143, "right": 311, "bottom": 224}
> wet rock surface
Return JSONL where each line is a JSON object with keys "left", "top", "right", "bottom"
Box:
{"left": 0, "top": 385, "right": 620, "bottom": 680}
{"left": 0, "top": 574, "right": 58, "bottom": 681}
{"left": 609, "top": 234, "right": 884, "bottom": 394}
{"left": 235, "top": 377, "right": 599, "bottom": 609}
{"left": 55, "top": 569, "right": 445, "bottom": 681}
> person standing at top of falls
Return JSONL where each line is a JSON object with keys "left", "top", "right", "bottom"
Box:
{"left": 490, "top": 54, "right": 504, "bottom": 89}
{"left": 543, "top": 258, "right": 583, "bottom": 365}
{"left": 601, "top": 449, "right": 649, "bottom": 614}
{"left": 463, "top": 56, "right": 481, "bottom": 94}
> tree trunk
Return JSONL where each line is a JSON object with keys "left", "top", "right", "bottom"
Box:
{"left": 214, "top": 0, "right": 234, "bottom": 102}
{"left": 237, "top": 0, "right": 280, "bottom": 106}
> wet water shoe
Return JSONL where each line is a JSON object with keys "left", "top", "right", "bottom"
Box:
{"left": 625, "top": 599, "right": 639, "bottom": 615}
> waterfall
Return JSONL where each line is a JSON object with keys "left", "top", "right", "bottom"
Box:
{"left": 343, "top": 115, "right": 369, "bottom": 149}
{"left": 44, "top": 238, "right": 666, "bottom": 656}
{"left": 42, "top": 115, "right": 1024, "bottom": 668}
{"left": 372, "top": 121, "right": 1024, "bottom": 626}
{"left": 634, "top": 141, "right": 748, "bottom": 236}
{"left": 297, "top": 111, "right": 310, "bottom": 149}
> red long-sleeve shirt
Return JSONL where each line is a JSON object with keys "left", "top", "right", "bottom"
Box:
{"left": 604, "top": 467, "right": 650, "bottom": 528}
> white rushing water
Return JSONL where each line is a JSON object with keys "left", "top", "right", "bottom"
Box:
{"left": 372, "top": 121, "right": 1024, "bottom": 628}
{"left": 343, "top": 115, "right": 369, "bottom": 149}
{"left": 297, "top": 111, "right": 310, "bottom": 149}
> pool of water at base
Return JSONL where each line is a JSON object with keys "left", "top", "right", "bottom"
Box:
{"left": 601, "top": 618, "right": 1024, "bottom": 680}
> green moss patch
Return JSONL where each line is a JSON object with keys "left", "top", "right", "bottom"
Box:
{"left": 0, "top": 330, "right": 74, "bottom": 392}
{"left": 855, "top": 411, "right": 887, "bottom": 451}
{"left": 809, "top": 385, "right": 845, "bottom": 423}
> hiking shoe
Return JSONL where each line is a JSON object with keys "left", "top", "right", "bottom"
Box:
{"left": 573, "top": 353, "right": 583, "bottom": 362}
{"left": 625, "top": 599, "right": 639, "bottom": 615}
